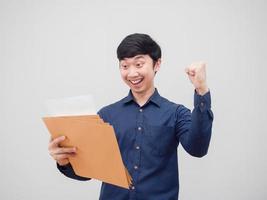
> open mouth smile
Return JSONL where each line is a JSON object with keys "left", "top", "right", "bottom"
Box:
{"left": 129, "top": 78, "right": 144, "bottom": 85}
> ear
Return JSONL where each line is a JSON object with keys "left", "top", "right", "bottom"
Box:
{"left": 154, "top": 58, "right": 161, "bottom": 73}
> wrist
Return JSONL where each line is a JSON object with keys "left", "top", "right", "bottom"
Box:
{"left": 196, "top": 84, "right": 209, "bottom": 95}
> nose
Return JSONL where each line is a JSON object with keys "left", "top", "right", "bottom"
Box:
{"left": 128, "top": 67, "right": 139, "bottom": 78}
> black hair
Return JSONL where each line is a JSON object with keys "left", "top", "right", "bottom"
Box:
{"left": 117, "top": 33, "right": 161, "bottom": 63}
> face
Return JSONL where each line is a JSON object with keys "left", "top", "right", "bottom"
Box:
{"left": 119, "top": 54, "right": 161, "bottom": 95}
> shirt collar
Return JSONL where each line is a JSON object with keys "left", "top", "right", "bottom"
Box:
{"left": 122, "top": 88, "right": 161, "bottom": 107}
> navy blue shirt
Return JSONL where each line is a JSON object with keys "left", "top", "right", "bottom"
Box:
{"left": 57, "top": 88, "right": 213, "bottom": 200}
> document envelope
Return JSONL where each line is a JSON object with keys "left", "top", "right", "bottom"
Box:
{"left": 43, "top": 115, "right": 132, "bottom": 189}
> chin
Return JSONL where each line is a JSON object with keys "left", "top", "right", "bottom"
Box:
{"left": 131, "top": 87, "right": 146, "bottom": 94}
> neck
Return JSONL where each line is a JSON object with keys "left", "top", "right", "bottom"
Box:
{"left": 132, "top": 86, "right": 155, "bottom": 107}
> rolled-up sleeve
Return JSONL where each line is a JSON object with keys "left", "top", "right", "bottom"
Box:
{"left": 175, "top": 90, "right": 214, "bottom": 157}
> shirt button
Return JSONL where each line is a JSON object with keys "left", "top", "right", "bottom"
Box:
{"left": 131, "top": 186, "right": 135, "bottom": 190}
{"left": 139, "top": 108, "right": 143, "bottom": 112}
{"left": 138, "top": 127, "right": 142, "bottom": 131}
{"left": 134, "top": 165, "right": 138, "bottom": 170}
{"left": 200, "top": 102, "right": 204, "bottom": 107}
{"left": 136, "top": 146, "right": 140, "bottom": 150}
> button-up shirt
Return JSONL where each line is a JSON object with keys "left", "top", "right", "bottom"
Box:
{"left": 57, "top": 88, "right": 214, "bottom": 200}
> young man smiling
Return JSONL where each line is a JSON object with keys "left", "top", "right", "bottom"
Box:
{"left": 48, "top": 33, "right": 214, "bottom": 200}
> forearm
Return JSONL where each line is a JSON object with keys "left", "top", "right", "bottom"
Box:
{"left": 179, "top": 90, "right": 214, "bottom": 157}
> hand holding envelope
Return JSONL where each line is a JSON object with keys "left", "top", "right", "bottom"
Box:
{"left": 43, "top": 95, "right": 132, "bottom": 189}
{"left": 48, "top": 135, "right": 74, "bottom": 166}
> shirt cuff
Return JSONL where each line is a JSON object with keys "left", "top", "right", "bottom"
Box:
{"left": 194, "top": 90, "right": 211, "bottom": 112}
{"left": 57, "top": 162, "right": 73, "bottom": 173}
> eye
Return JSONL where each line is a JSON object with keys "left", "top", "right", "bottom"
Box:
{"left": 120, "top": 65, "right": 128, "bottom": 69}
{"left": 136, "top": 63, "right": 143, "bottom": 68}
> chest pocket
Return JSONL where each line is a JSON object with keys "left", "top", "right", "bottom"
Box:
{"left": 143, "top": 125, "right": 177, "bottom": 156}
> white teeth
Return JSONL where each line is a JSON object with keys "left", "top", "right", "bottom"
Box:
{"left": 130, "top": 79, "right": 142, "bottom": 85}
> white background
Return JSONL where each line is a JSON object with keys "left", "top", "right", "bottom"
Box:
{"left": 1, "top": 0, "right": 266, "bottom": 199}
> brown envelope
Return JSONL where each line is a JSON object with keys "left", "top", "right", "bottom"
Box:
{"left": 43, "top": 115, "right": 132, "bottom": 189}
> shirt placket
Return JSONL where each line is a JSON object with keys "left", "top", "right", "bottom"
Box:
{"left": 129, "top": 106, "right": 144, "bottom": 199}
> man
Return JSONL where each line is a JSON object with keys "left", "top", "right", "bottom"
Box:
{"left": 48, "top": 33, "right": 214, "bottom": 200}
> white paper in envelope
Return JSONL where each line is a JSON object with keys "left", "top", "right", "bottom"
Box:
{"left": 44, "top": 94, "right": 96, "bottom": 116}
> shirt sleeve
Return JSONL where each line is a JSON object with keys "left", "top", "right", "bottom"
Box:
{"left": 175, "top": 90, "right": 214, "bottom": 157}
{"left": 97, "top": 106, "right": 109, "bottom": 122}
{"left": 57, "top": 163, "right": 91, "bottom": 181}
